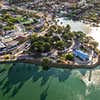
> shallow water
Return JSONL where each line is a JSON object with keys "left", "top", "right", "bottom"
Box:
{"left": 0, "top": 63, "right": 100, "bottom": 100}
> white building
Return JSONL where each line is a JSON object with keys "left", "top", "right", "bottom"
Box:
{"left": 0, "top": 41, "right": 6, "bottom": 50}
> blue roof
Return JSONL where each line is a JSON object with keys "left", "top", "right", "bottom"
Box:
{"left": 74, "top": 50, "right": 89, "bottom": 60}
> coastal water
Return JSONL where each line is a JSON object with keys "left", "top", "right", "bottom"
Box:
{"left": 0, "top": 63, "right": 100, "bottom": 100}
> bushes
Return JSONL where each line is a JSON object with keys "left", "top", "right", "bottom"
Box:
{"left": 90, "top": 41, "right": 99, "bottom": 49}
{"left": 4, "top": 55, "right": 10, "bottom": 60}
{"left": 0, "top": 24, "right": 2, "bottom": 29}
{"left": 55, "top": 40, "right": 66, "bottom": 50}
{"left": 3, "top": 26, "right": 14, "bottom": 31}
{"left": 65, "top": 53, "right": 74, "bottom": 61}
{"left": 41, "top": 57, "right": 51, "bottom": 70}
{"left": 30, "top": 35, "right": 52, "bottom": 53}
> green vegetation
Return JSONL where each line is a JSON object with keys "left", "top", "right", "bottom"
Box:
{"left": 29, "top": 23, "right": 97, "bottom": 55}
{"left": 30, "top": 35, "right": 52, "bottom": 53}
{"left": 55, "top": 40, "right": 66, "bottom": 50}
{"left": 0, "top": 24, "right": 3, "bottom": 29}
{"left": 84, "top": 12, "right": 98, "bottom": 22}
{"left": 0, "top": 9, "right": 40, "bottom": 31}
{"left": 74, "top": 31, "right": 86, "bottom": 42}
{"left": 30, "top": 24, "right": 75, "bottom": 53}
{"left": 90, "top": 41, "right": 99, "bottom": 49}
{"left": 65, "top": 53, "right": 74, "bottom": 61}
{"left": 19, "top": 17, "right": 38, "bottom": 25}
{"left": 4, "top": 55, "right": 10, "bottom": 60}
{"left": 41, "top": 57, "right": 51, "bottom": 69}
{"left": 3, "top": 25, "right": 14, "bottom": 31}
{"left": 0, "top": 13, "right": 18, "bottom": 30}
{"left": 0, "top": 13, "right": 18, "bottom": 23}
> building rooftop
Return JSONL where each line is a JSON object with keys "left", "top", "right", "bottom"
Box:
{"left": 0, "top": 41, "right": 6, "bottom": 49}
{"left": 74, "top": 50, "right": 89, "bottom": 61}
{"left": 6, "top": 40, "right": 18, "bottom": 48}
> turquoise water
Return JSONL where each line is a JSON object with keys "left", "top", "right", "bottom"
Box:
{"left": 0, "top": 63, "right": 100, "bottom": 100}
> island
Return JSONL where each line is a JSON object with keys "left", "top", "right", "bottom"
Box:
{"left": 0, "top": 0, "right": 100, "bottom": 69}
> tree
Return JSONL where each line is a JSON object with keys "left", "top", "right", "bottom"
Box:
{"left": 0, "top": 24, "right": 2, "bottom": 29}
{"left": 90, "top": 41, "right": 99, "bottom": 49}
{"left": 74, "top": 31, "right": 86, "bottom": 42}
{"left": 30, "top": 34, "right": 38, "bottom": 43}
{"left": 4, "top": 55, "right": 10, "bottom": 60}
{"left": 43, "top": 42, "right": 51, "bottom": 52}
{"left": 63, "top": 31, "right": 74, "bottom": 40}
{"left": 3, "top": 26, "right": 14, "bottom": 31}
{"left": 48, "top": 25, "right": 57, "bottom": 33}
{"left": 45, "top": 32, "right": 52, "bottom": 37}
{"left": 63, "top": 33, "right": 68, "bottom": 40}
{"left": 30, "top": 35, "right": 51, "bottom": 53}
{"left": 52, "top": 36, "right": 60, "bottom": 42}
{"left": 32, "top": 41, "right": 44, "bottom": 52}
{"left": 75, "top": 31, "right": 86, "bottom": 38}
{"left": 68, "top": 31, "right": 75, "bottom": 38}
{"left": 57, "top": 25, "right": 63, "bottom": 34}
{"left": 42, "top": 57, "right": 51, "bottom": 70}
{"left": 65, "top": 24, "right": 71, "bottom": 32}
{"left": 55, "top": 40, "right": 65, "bottom": 50}
{"left": 65, "top": 53, "right": 74, "bottom": 61}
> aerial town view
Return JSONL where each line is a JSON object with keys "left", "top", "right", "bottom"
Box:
{"left": 0, "top": 0, "right": 100, "bottom": 100}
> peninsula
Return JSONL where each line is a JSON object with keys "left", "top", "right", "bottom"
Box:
{"left": 0, "top": 0, "right": 100, "bottom": 68}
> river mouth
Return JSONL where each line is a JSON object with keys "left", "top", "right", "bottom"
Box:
{"left": 56, "top": 17, "right": 100, "bottom": 50}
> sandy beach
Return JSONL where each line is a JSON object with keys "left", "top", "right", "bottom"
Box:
{"left": 89, "top": 26, "right": 100, "bottom": 50}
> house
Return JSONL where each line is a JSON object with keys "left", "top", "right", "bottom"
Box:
{"left": 74, "top": 50, "right": 89, "bottom": 61}
{"left": 6, "top": 40, "right": 18, "bottom": 49}
{"left": 14, "top": 32, "right": 26, "bottom": 39}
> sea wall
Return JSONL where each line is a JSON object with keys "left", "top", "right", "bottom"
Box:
{"left": 0, "top": 55, "right": 100, "bottom": 69}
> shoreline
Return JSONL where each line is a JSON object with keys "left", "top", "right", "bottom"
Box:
{"left": 0, "top": 55, "right": 100, "bottom": 69}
